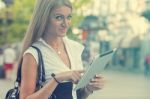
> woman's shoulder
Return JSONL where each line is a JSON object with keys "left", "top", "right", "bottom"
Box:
{"left": 24, "top": 47, "right": 37, "bottom": 55}
{"left": 23, "top": 46, "right": 39, "bottom": 64}
{"left": 24, "top": 38, "right": 43, "bottom": 55}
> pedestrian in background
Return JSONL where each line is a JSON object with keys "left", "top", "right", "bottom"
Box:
{"left": 144, "top": 54, "right": 150, "bottom": 76}
{"left": 3, "top": 45, "right": 16, "bottom": 80}
{"left": 0, "top": 48, "right": 5, "bottom": 78}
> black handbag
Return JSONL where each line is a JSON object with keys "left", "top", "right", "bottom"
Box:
{"left": 5, "top": 46, "right": 46, "bottom": 99}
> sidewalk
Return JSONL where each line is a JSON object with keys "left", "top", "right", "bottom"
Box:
{"left": 0, "top": 63, "right": 17, "bottom": 99}
{"left": 0, "top": 79, "right": 14, "bottom": 99}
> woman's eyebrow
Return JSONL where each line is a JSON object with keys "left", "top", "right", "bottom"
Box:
{"left": 54, "top": 13, "right": 62, "bottom": 16}
{"left": 54, "top": 13, "right": 72, "bottom": 16}
{"left": 54, "top": 12, "right": 66, "bottom": 16}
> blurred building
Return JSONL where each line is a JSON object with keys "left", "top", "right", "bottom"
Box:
{"left": 77, "top": 0, "right": 150, "bottom": 70}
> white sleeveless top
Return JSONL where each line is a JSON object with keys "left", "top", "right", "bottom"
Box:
{"left": 24, "top": 37, "right": 84, "bottom": 99}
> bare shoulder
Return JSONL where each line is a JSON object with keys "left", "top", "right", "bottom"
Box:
{"left": 22, "top": 53, "right": 37, "bottom": 68}
{"left": 21, "top": 53, "right": 38, "bottom": 78}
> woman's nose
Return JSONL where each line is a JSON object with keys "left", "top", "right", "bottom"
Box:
{"left": 61, "top": 19, "right": 69, "bottom": 28}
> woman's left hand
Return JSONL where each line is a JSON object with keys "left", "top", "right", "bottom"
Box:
{"left": 86, "top": 74, "right": 105, "bottom": 92}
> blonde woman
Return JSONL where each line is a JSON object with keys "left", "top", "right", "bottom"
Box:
{"left": 19, "top": 0, "right": 104, "bottom": 99}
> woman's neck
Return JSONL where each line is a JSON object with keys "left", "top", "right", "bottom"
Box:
{"left": 43, "top": 35, "right": 64, "bottom": 49}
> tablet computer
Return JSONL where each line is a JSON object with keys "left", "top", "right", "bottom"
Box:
{"left": 74, "top": 48, "right": 117, "bottom": 90}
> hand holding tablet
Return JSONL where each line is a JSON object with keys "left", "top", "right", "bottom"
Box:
{"left": 74, "top": 48, "right": 117, "bottom": 90}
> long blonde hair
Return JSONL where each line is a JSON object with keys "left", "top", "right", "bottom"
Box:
{"left": 19, "top": 0, "right": 72, "bottom": 63}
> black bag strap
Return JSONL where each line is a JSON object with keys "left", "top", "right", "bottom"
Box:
{"left": 15, "top": 46, "right": 46, "bottom": 87}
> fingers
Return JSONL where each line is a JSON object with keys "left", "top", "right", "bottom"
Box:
{"left": 88, "top": 74, "right": 105, "bottom": 90}
{"left": 70, "top": 70, "right": 85, "bottom": 84}
{"left": 77, "top": 69, "right": 85, "bottom": 74}
{"left": 92, "top": 74, "right": 104, "bottom": 82}
{"left": 90, "top": 77, "right": 105, "bottom": 86}
{"left": 88, "top": 82, "right": 104, "bottom": 90}
{"left": 71, "top": 71, "right": 81, "bottom": 84}
{"left": 94, "top": 74, "right": 102, "bottom": 78}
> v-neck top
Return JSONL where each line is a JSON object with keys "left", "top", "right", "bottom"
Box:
{"left": 24, "top": 36, "right": 84, "bottom": 99}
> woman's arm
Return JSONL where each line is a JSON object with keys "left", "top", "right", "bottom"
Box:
{"left": 20, "top": 53, "right": 84, "bottom": 99}
{"left": 20, "top": 53, "right": 59, "bottom": 99}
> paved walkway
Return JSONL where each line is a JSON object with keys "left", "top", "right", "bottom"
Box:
{"left": 88, "top": 70, "right": 150, "bottom": 99}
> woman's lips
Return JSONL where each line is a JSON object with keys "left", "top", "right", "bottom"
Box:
{"left": 60, "top": 29, "right": 67, "bottom": 33}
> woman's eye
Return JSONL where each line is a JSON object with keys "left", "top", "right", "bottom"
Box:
{"left": 55, "top": 16, "right": 63, "bottom": 20}
{"left": 67, "top": 15, "right": 72, "bottom": 20}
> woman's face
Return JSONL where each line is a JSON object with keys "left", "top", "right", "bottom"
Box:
{"left": 48, "top": 5, "right": 72, "bottom": 37}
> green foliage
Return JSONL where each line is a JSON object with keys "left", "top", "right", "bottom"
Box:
{"left": 0, "top": 0, "right": 35, "bottom": 44}
{"left": 7, "top": 0, "right": 35, "bottom": 43}
{"left": 71, "top": 0, "right": 92, "bottom": 27}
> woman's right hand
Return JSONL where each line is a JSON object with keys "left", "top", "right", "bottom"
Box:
{"left": 55, "top": 70, "right": 84, "bottom": 84}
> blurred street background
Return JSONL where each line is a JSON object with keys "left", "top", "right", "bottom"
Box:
{"left": 1, "top": 0, "right": 150, "bottom": 99}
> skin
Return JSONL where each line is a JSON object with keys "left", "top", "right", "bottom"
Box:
{"left": 20, "top": 5, "right": 104, "bottom": 99}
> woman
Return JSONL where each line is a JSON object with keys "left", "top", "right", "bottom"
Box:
{"left": 19, "top": 0, "right": 104, "bottom": 99}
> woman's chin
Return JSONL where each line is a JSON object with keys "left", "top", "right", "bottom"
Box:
{"left": 58, "top": 33, "right": 66, "bottom": 37}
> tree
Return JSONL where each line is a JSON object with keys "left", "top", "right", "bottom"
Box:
{"left": 0, "top": 0, "right": 35, "bottom": 44}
